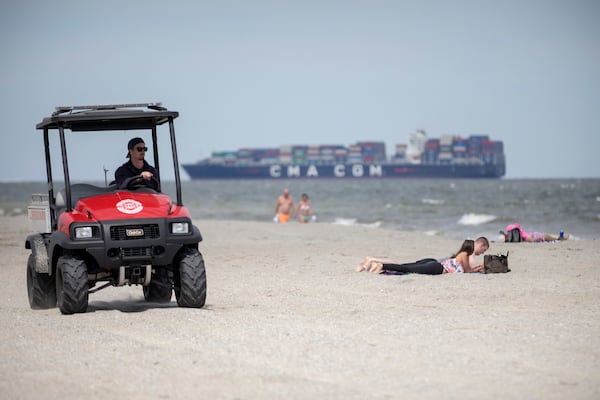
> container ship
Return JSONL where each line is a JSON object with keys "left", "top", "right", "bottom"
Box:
{"left": 181, "top": 131, "right": 505, "bottom": 179}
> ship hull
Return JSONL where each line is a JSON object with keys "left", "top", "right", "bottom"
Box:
{"left": 182, "top": 162, "right": 505, "bottom": 179}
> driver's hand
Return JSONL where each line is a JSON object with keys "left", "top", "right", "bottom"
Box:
{"left": 140, "top": 171, "right": 153, "bottom": 180}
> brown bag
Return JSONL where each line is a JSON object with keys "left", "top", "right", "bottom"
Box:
{"left": 484, "top": 252, "right": 510, "bottom": 273}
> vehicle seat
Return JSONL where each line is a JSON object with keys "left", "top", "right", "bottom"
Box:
{"left": 55, "top": 184, "right": 116, "bottom": 211}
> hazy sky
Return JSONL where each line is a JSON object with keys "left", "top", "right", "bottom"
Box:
{"left": 1, "top": 0, "right": 599, "bottom": 181}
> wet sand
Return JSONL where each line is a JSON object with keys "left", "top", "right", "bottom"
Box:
{"left": 1, "top": 215, "right": 599, "bottom": 399}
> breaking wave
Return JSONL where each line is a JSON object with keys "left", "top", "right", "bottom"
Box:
{"left": 421, "top": 198, "right": 444, "bottom": 205}
{"left": 333, "top": 218, "right": 382, "bottom": 228}
{"left": 458, "top": 213, "right": 496, "bottom": 226}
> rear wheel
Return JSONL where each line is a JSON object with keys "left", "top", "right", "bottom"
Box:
{"left": 26, "top": 254, "right": 56, "bottom": 309}
{"left": 174, "top": 249, "right": 206, "bottom": 308}
{"left": 56, "top": 255, "right": 88, "bottom": 314}
{"left": 143, "top": 268, "right": 173, "bottom": 303}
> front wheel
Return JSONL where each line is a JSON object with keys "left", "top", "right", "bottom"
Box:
{"left": 143, "top": 268, "right": 173, "bottom": 303}
{"left": 174, "top": 248, "right": 206, "bottom": 308}
{"left": 56, "top": 255, "right": 88, "bottom": 314}
{"left": 27, "top": 254, "right": 56, "bottom": 309}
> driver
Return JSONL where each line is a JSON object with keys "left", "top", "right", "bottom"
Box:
{"left": 114, "top": 137, "right": 160, "bottom": 191}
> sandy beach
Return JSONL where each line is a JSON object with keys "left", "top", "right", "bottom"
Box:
{"left": 0, "top": 214, "right": 598, "bottom": 399}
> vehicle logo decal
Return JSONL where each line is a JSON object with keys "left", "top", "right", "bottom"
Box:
{"left": 116, "top": 199, "right": 143, "bottom": 214}
{"left": 126, "top": 228, "right": 145, "bottom": 237}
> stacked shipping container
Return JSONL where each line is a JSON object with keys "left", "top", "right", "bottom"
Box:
{"left": 205, "top": 134, "right": 503, "bottom": 167}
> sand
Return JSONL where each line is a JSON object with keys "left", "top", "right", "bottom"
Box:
{"left": 0, "top": 214, "right": 599, "bottom": 399}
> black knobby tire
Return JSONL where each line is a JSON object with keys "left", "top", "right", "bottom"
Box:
{"left": 26, "top": 254, "right": 57, "bottom": 309}
{"left": 174, "top": 249, "right": 206, "bottom": 308}
{"left": 143, "top": 268, "right": 173, "bottom": 303}
{"left": 56, "top": 255, "right": 89, "bottom": 314}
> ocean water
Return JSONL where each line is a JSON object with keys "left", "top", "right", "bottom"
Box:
{"left": 2, "top": 179, "right": 599, "bottom": 240}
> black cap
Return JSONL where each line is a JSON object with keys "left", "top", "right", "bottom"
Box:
{"left": 126, "top": 137, "right": 144, "bottom": 158}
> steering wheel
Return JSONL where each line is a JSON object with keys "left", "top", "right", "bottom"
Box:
{"left": 126, "top": 174, "right": 146, "bottom": 189}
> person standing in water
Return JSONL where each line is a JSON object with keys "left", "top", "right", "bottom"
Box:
{"left": 274, "top": 188, "right": 294, "bottom": 223}
{"left": 294, "top": 193, "right": 314, "bottom": 223}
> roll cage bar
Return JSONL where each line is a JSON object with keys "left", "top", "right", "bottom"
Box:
{"left": 36, "top": 103, "right": 184, "bottom": 228}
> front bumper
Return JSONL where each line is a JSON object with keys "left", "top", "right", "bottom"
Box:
{"left": 51, "top": 218, "right": 202, "bottom": 270}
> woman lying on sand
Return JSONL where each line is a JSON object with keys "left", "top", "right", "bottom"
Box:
{"left": 356, "top": 238, "right": 489, "bottom": 275}
{"left": 502, "top": 223, "right": 570, "bottom": 242}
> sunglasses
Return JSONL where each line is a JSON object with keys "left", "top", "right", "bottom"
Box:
{"left": 135, "top": 146, "right": 148, "bottom": 152}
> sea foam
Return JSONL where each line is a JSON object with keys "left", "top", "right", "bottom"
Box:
{"left": 421, "top": 198, "right": 444, "bottom": 205}
{"left": 458, "top": 213, "right": 496, "bottom": 226}
{"left": 333, "top": 218, "right": 382, "bottom": 228}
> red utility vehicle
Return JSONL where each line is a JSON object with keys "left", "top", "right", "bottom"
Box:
{"left": 25, "top": 103, "right": 206, "bottom": 314}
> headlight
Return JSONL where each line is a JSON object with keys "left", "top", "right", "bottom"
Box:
{"left": 171, "top": 222, "right": 189, "bottom": 234}
{"left": 75, "top": 226, "right": 93, "bottom": 239}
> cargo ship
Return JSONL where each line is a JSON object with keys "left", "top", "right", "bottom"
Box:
{"left": 181, "top": 131, "right": 505, "bottom": 179}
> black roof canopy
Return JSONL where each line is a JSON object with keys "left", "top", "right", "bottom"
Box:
{"left": 36, "top": 103, "right": 179, "bottom": 131}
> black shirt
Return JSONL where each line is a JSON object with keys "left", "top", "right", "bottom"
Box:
{"left": 114, "top": 160, "right": 160, "bottom": 191}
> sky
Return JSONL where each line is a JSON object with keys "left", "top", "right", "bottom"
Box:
{"left": 1, "top": 0, "right": 599, "bottom": 181}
